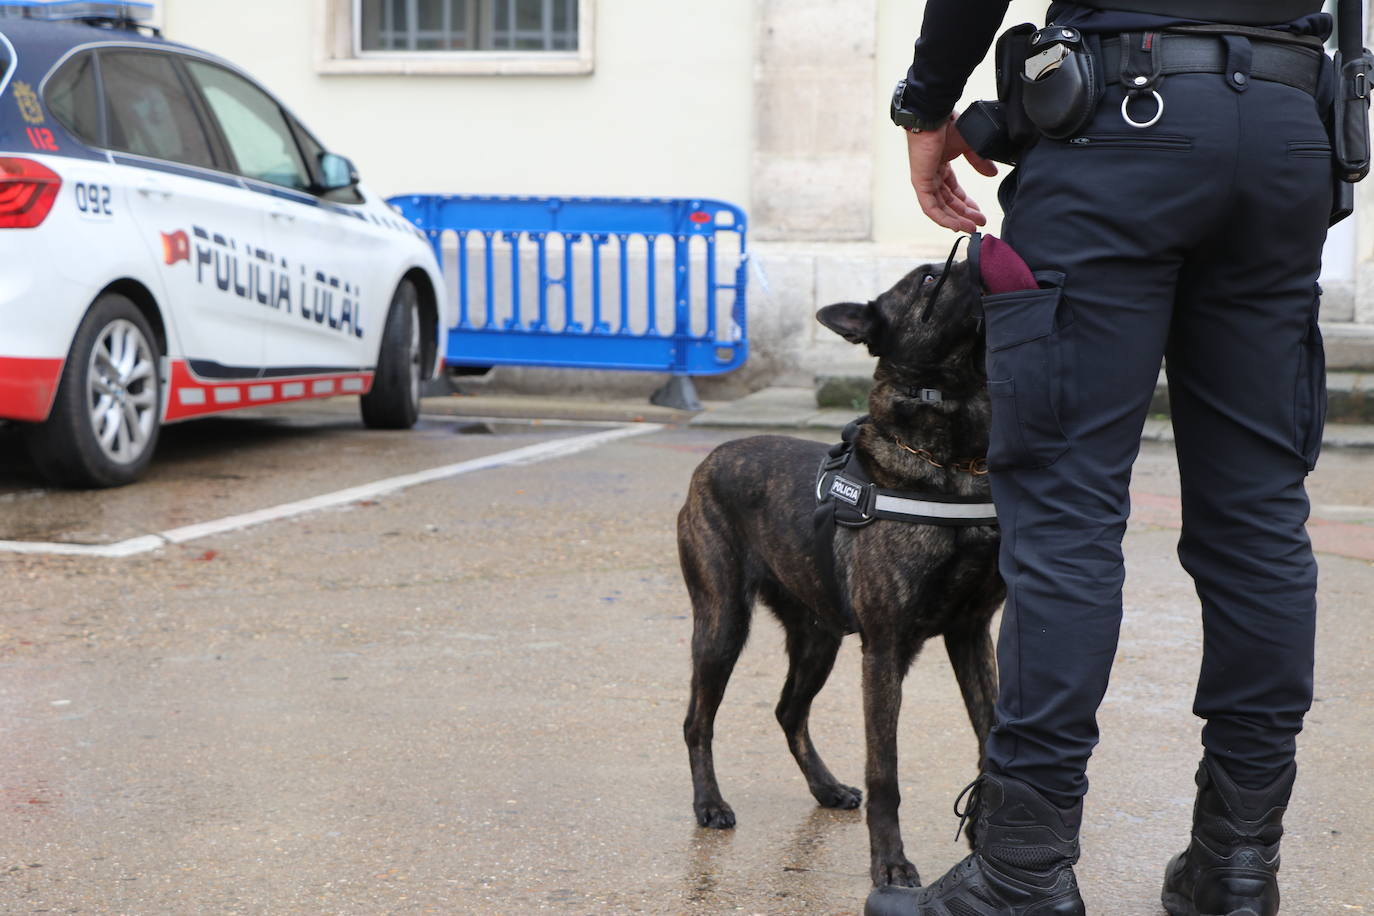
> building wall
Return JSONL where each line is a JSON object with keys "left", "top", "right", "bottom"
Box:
{"left": 162, "top": 0, "right": 756, "bottom": 205}
{"left": 158, "top": 0, "right": 1368, "bottom": 396}
{"left": 160, "top": 0, "right": 1047, "bottom": 248}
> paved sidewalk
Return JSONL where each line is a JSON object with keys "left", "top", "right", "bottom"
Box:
{"left": 687, "top": 386, "right": 1374, "bottom": 447}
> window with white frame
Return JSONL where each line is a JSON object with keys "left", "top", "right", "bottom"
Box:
{"left": 321, "top": 0, "right": 592, "bottom": 75}
{"left": 356, "top": 0, "right": 579, "bottom": 53}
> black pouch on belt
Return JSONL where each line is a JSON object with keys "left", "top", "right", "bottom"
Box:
{"left": 1021, "top": 26, "right": 1102, "bottom": 139}
{"left": 1327, "top": 0, "right": 1371, "bottom": 224}
{"left": 957, "top": 23, "right": 1037, "bottom": 165}
{"left": 1333, "top": 0, "right": 1372, "bottom": 182}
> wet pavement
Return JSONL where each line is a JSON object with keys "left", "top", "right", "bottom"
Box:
{"left": 0, "top": 400, "right": 1371, "bottom": 914}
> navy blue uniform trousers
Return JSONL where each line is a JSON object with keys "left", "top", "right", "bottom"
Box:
{"left": 984, "top": 65, "right": 1330, "bottom": 801}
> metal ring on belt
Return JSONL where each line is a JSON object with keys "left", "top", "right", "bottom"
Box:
{"left": 1101, "top": 33, "right": 1324, "bottom": 95}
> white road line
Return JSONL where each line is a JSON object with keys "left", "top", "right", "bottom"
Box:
{"left": 0, "top": 423, "right": 662, "bottom": 559}
{"left": 1312, "top": 503, "right": 1374, "bottom": 519}
{"left": 416, "top": 413, "right": 647, "bottom": 428}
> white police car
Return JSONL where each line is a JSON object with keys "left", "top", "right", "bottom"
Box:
{"left": 0, "top": 1, "right": 446, "bottom": 487}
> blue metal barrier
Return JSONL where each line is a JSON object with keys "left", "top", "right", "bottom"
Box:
{"left": 388, "top": 195, "right": 749, "bottom": 402}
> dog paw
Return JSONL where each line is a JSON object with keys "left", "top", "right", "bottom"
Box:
{"left": 813, "top": 782, "right": 862, "bottom": 810}
{"left": 870, "top": 860, "right": 921, "bottom": 888}
{"left": 695, "top": 802, "right": 736, "bottom": 829}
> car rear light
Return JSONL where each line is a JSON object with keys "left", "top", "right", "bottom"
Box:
{"left": 0, "top": 157, "right": 62, "bottom": 229}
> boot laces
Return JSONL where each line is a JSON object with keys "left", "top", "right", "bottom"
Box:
{"left": 952, "top": 777, "right": 983, "bottom": 843}
{"left": 928, "top": 854, "right": 980, "bottom": 896}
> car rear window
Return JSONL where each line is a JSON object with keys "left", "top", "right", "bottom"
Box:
{"left": 101, "top": 50, "right": 217, "bottom": 170}
{"left": 45, "top": 51, "right": 101, "bottom": 145}
{"left": 0, "top": 36, "right": 11, "bottom": 86}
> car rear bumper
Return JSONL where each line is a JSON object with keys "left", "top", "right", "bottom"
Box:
{"left": 0, "top": 231, "right": 79, "bottom": 422}
{"left": 0, "top": 355, "right": 63, "bottom": 422}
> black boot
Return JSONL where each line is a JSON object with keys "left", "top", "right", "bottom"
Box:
{"left": 1161, "top": 756, "right": 1295, "bottom": 916}
{"left": 865, "top": 772, "right": 1085, "bottom": 916}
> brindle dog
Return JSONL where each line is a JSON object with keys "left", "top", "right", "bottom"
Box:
{"left": 678, "top": 258, "right": 1005, "bottom": 888}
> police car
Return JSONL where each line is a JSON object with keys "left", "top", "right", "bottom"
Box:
{"left": 0, "top": 1, "right": 446, "bottom": 487}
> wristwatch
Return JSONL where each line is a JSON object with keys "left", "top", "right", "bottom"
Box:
{"left": 890, "top": 79, "right": 949, "bottom": 133}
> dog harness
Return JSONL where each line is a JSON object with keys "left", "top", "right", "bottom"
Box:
{"left": 813, "top": 416, "right": 999, "bottom": 635}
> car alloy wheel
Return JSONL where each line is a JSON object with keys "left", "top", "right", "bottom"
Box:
{"left": 23, "top": 292, "right": 163, "bottom": 488}
{"left": 86, "top": 317, "right": 158, "bottom": 465}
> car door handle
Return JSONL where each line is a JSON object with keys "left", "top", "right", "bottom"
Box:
{"left": 135, "top": 178, "right": 172, "bottom": 200}
{"left": 269, "top": 206, "right": 297, "bottom": 223}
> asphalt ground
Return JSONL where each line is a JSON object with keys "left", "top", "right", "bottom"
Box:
{"left": 0, "top": 397, "right": 1371, "bottom": 914}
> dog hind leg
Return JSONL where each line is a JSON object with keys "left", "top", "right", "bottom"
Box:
{"left": 943, "top": 621, "right": 998, "bottom": 768}
{"left": 943, "top": 621, "right": 999, "bottom": 850}
{"left": 681, "top": 533, "right": 752, "bottom": 829}
{"left": 774, "top": 617, "right": 861, "bottom": 810}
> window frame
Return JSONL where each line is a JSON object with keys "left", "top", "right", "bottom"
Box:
{"left": 316, "top": 0, "right": 594, "bottom": 76}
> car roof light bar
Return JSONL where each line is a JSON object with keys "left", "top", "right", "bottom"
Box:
{"left": 0, "top": 1, "right": 154, "bottom": 21}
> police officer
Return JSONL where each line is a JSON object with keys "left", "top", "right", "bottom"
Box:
{"left": 869, "top": 2, "right": 1340, "bottom": 915}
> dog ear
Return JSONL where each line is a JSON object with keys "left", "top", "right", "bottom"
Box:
{"left": 816, "top": 302, "right": 881, "bottom": 347}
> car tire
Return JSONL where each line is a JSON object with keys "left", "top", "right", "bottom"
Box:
{"left": 24, "top": 293, "right": 162, "bottom": 488}
{"left": 360, "top": 279, "right": 423, "bottom": 430}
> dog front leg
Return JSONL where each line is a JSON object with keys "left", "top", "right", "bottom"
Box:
{"left": 862, "top": 643, "right": 921, "bottom": 888}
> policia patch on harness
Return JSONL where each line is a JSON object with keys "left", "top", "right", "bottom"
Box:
{"left": 813, "top": 416, "right": 999, "bottom": 635}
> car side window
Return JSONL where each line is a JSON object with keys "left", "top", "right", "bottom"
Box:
{"left": 45, "top": 51, "right": 102, "bottom": 147}
{"left": 100, "top": 51, "right": 217, "bottom": 170}
{"left": 183, "top": 59, "right": 310, "bottom": 192}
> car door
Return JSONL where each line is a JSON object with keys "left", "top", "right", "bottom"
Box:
{"left": 285, "top": 116, "right": 402, "bottom": 377}
{"left": 180, "top": 59, "right": 373, "bottom": 380}
{"left": 100, "top": 48, "right": 267, "bottom": 383}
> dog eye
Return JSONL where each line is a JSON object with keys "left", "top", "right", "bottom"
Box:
{"left": 921, "top": 273, "right": 936, "bottom": 287}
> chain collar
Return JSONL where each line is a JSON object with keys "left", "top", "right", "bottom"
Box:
{"left": 893, "top": 437, "right": 989, "bottom": 476}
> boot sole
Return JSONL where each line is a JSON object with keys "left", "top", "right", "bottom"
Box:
{"left": 1161, "top": 891, "right": 1262, "bottom": 916}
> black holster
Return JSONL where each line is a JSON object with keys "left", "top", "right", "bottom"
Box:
{"left": 1021, "top": 30, "right": 1103, "bottom": 140}
{"left": 956, "top": 23, "right": 1039, "bottom": 166}
{"left": 1333, "top": 48, "right": 1373, "bottom": 183}
{"left": 1329, "top": 0, "right": 1371, "bottom": 224}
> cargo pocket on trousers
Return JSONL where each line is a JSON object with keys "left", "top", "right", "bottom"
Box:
{"left": 983, "top": 271, "right": 1073, "bottom": 471}
{"left": 1294, "top": 285, "right": 1327, "bottom": 471}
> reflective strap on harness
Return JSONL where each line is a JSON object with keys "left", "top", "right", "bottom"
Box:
{"left": 872, "top": 493, "right": 998, "bottom": 525}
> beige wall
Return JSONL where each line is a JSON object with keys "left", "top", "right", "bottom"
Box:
{"left": 160, "top": 0, "right": 1047, "bottom": 246}
{"left": 162, "top": 0, "right": 756, "bottom": 204}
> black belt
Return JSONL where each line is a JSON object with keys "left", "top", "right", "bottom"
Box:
{"left": 1076, "top": 0, "right": 1323, "bottom": 26}
{"left": 1101, "top": 33, "right": 1324, "bottom": 95}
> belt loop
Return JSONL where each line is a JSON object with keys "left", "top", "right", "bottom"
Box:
{"left": 1119, "top": 31, "right": 1163, "bottom": 92}
{"left": 1222, "top": 34, "right": 1253, "bottom": 93}
{"left": 1120, "top": 32, "right": 1165, "bottom": 128}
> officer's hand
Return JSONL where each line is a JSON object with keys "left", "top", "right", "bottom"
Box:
{"left": 906, "top": 116, "right": 998, "bottom": 233}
